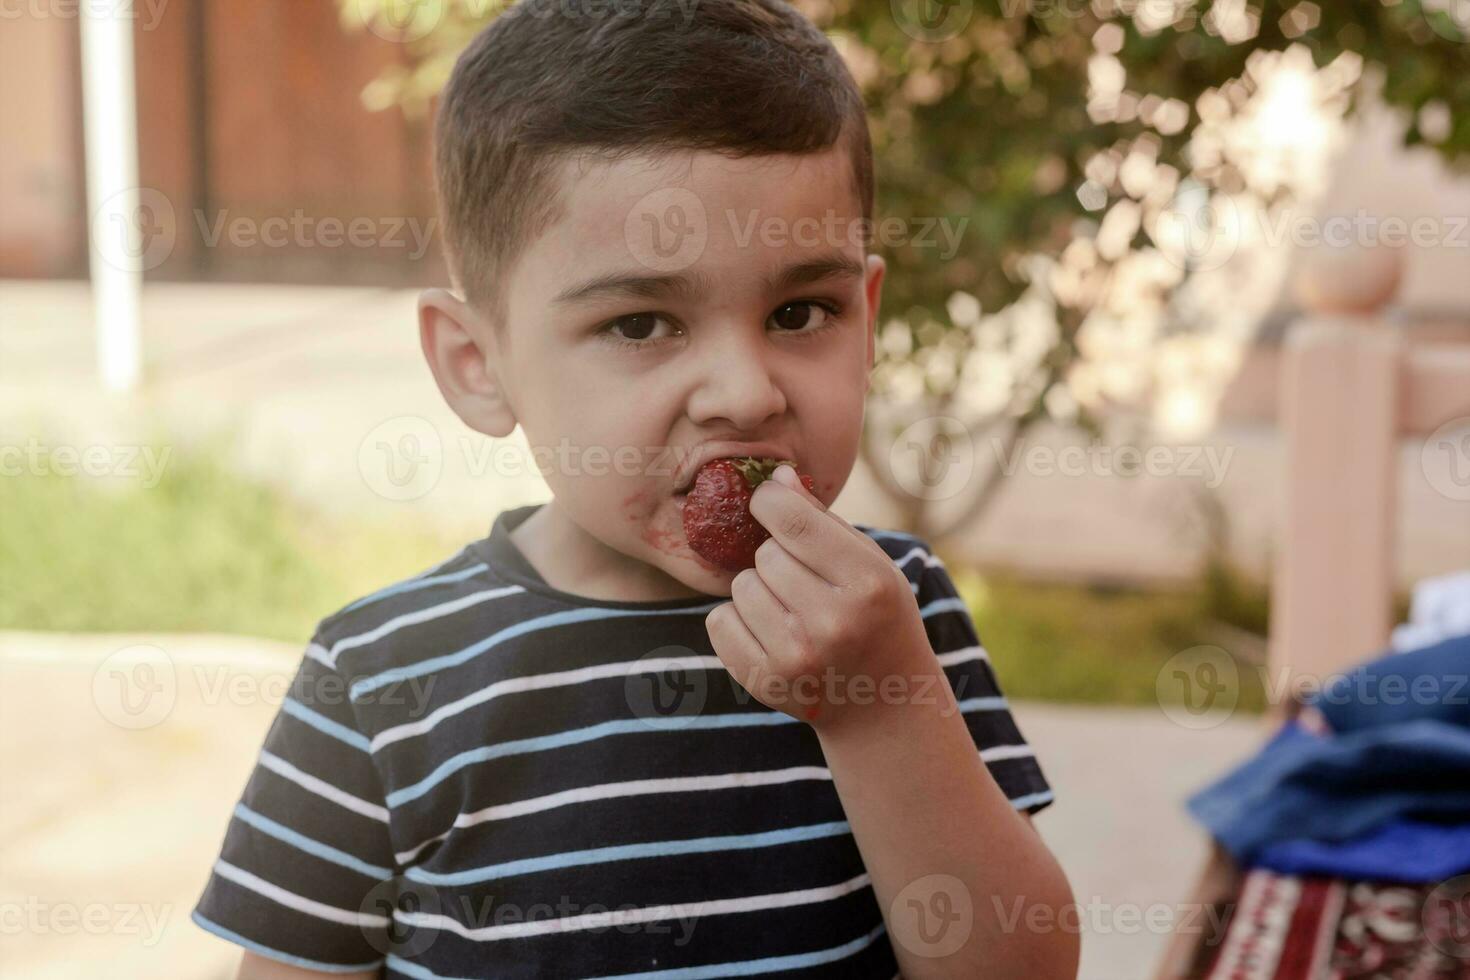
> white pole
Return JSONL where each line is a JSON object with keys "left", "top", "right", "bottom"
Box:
{"left": 80, "top": 1, "right": 144, "bottom": 392}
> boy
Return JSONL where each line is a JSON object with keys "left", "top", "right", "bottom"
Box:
{"left": 191, "top": 0, "right": 1077, "bottom": 976}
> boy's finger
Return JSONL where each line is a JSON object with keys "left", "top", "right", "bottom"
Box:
{"left": 704, "top": 601, "right": 767, "bottom": 679}
{"left": 729, "top": 567, "right": 793, "bottom": 660}
{"left": 772, "top": 464, "right": 823, "bottom": 507}
{"left": 752, "top": 536, "right": 830, "bottom": 611}
{"left": 772, "top": 465, "right": 871, "bottom": 544}
{"left": 748, "top": 479, "right": 851, "bottom": 584}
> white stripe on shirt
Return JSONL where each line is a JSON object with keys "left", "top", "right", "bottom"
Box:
{"left": 394, "top": 765, "right": 834, "bottom": 865}
{"left": 980, "top": 744, "right": 1036, "bottom": 763}
{"left": 935, "top": 644, "right": 988, "bottom": 666}
{"left": 372, "top": 655, "right": 726, "bottom": 752}
{"left": 893, "top": 546, "right": 944, "bottom": 571}
{"left": 327, "top": 585, "right": 526, "bottom": 667}
{"left": 396, "top": 872, "right": 872, "bottom": 942}
{"left": 373, "top": 632, "right": 983, "bottom": 757}
{"left": 212, "top": 859, "right": 390, "bottom": 928}
{"left": 258, "top": 750, "right": 390, "bottom": 823}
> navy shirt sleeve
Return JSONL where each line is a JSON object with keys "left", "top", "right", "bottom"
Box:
{"left": 910, "top": 540, "right": 1055, "bottom": 815}
{"left": 191, "top": 631, "right": 398, "bottom": 973}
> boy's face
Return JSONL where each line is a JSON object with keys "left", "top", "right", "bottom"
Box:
{"left": 432, "top": 144, "right": 884, "bottom": 598}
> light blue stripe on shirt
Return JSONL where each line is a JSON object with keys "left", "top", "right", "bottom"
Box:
{"left": 382, "top": 923, "right": 887, "bottom": 980}
{"left": 919, "top": 595, "right": 968, "bottom": 618}
{"left": 339, "top": 562, "right": 491, "bottom": 613}
{"left": 859, "top": 527, "right": 921, "bottom": 545}
{"left": 957, "top": 696, "right": 1009, "bottom": 712}
{"left": 405, "top": 820, "right": 851, "bottom": 887}
{"left": 386, "top": 710, "right": 796, "bottom": 808}
{"left": 351, "top": 602, "right": 722, "bottom": 700}
{"left": 1010, "top": 788, "right": 1056, "bottom": 811}
{"left": 233, "top": 803, "right": 392, "bottom": 880}
{"left": 386, "top": 696, "right": 1013, "bottom": 811}
{"left": 191, "top": 910, "right": 384, "bottom": 974}
{"left": 383, "top": 958, "right": 475, "bottom": 980}
{"left": 281, "top": 697, "right": 371, "bottom": 753}
{"left": 582, "top": 922, "right": 889, "bottom": 979}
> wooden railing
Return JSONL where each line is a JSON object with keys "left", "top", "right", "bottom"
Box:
{"left": 1270, "top": 315, "right": 1470, "bottom": 689}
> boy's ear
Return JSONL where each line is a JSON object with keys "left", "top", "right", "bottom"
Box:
{"left": 862, "top": 253, "right": 886, "bottom": 392}
{"left": 418, "top": 288, "right": 518, "bottom": 438}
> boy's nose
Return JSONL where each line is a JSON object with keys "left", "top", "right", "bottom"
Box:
{"left": 685, "top": 329, "right": 787, "bottom": 431}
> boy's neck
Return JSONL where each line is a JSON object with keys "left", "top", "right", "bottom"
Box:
{"left": 509, "top": 498, "right": 710, "bottom": 603}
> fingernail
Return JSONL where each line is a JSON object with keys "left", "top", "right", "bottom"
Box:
{"left": 774, "top": 464, "right": 798, "bottom": 487}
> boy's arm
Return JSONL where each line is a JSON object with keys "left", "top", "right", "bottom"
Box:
{"left": 236, "top": 951, "right": 380, "bottom": 980}
{"left": 706, "top": 466, "right": 1078, "bottom": 980}
{"left": 813, "top": 673, "right": 1076, "bottom": 979}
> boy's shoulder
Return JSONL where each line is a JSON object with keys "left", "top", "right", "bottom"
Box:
{"left": 306, "top": 541, "right": 523, "bottom": 675}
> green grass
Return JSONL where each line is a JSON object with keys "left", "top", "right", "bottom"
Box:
{"left": 951, "top": 565, "right": 1269, "bottom": 712}
{"left": 0, "top": 439, "right": 458, "bottom": 643}
{"left": 0, "top": 439, "right": 1269, "bottom": 708}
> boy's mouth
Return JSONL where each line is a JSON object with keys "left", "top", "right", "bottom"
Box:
{"left": 670, "top": 441, "right": 796, "bottom": 497}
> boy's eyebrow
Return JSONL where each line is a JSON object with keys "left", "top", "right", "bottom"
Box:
{"left": 551, "top": 252, "right": 865, "bottom": 307}
{"left": 767, "top": 253, "right": 866, "bottom": 293}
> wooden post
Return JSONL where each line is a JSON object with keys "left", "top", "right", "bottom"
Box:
{"left": 1270, "top": 319, "right": 1402, "bottom": 693}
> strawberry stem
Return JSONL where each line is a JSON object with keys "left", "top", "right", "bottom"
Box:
{"left": 731, "top": 456, "right": 798, "bottom": 489}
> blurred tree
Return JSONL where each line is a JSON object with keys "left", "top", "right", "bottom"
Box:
{"left": 343, "top": 0, "right": 1470, "bottom": 540}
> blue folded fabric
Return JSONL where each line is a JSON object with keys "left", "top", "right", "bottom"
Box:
{"left": 1186, "top": 718, "right": 1470, "bottom": 862}
{"left": 1187, "top": 635, "right": 1470, "bottom": 866}
{"left": 1252, "top": 819, "right": 1470, "bottom": 882}
{"left": 1310, "top": 632, "right": 1470, "bottom": 734}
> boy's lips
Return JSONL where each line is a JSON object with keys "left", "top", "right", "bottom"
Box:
{"left": 671, "top": 441, "right": 797, "bottom": 495}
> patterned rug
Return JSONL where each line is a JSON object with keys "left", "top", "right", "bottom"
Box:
{"left": 1194, "top": 868, "right": 1470, "bottom": 979}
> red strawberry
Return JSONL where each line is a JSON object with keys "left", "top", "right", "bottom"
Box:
{"left": 681, "top": 456, "right": 815, "bottom": 572}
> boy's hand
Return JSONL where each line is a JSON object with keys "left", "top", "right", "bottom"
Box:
{"left": 704, "top": 464, "right": 944, "bottom": 730}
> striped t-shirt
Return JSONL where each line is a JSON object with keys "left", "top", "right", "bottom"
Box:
{"left": 192, "top": 502, "right": 1054, "bottom": 978}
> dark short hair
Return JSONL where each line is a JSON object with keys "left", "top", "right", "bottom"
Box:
{"left": 433, "top": 0, "right": 873, "bottom": 332}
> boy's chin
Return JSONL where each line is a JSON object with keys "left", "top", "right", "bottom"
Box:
{"left": 685, "top": 558, "right": 740, "bottom": 599}
{"left": 670, "top": 553, "right": 739, "bottom": 598}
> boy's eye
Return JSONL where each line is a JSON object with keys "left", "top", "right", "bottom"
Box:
{"left": 768, "top": 300, "right": 836, "bottom": 333}
{"left": 605, "top": 313, "right": 679, "bottom": 344}
{"left": 597, "top": 300, "right": 842, "bottom": 350}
